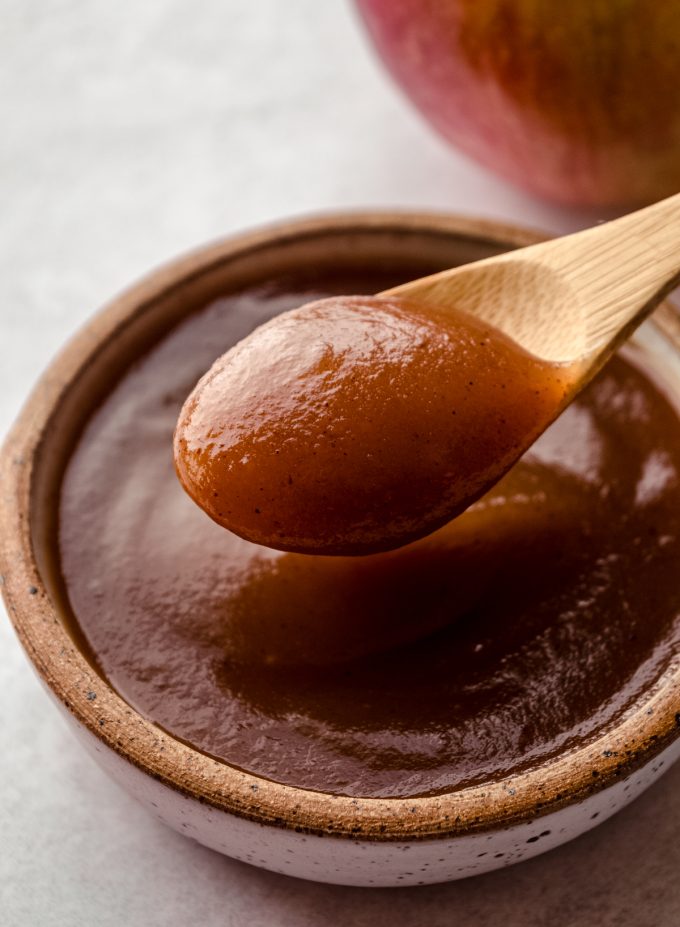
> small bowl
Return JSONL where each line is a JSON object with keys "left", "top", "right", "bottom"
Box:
{"left": 2, "top": 212, "right": 680, "bottom": 887}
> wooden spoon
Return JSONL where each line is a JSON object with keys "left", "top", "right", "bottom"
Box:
{"left": 175, "top": 194, "right": 680, "bottom": 555}
{"left": 384, "top": 192, "right": 680, "bottom": 380}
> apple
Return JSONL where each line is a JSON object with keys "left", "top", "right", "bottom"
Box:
{"left": 356, "top": 0, "right": 680, "bottom": 206}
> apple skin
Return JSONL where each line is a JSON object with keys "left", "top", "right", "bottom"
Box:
{"left": 356, "top": 0, "right": 680, "bottom": 206}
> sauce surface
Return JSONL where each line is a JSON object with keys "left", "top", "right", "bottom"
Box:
{"left": 174, "top": 295, "right": 572, "bottom": 555}
{"left": 59, "top": 265, "right": 680, "bottom": 798}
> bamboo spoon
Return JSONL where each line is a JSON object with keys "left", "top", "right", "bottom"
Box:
{"left": 384, "top": 192, "right": 680, "bottom": 380}
{"left": 175, "top": 194, "right": 680, "bottom": 556}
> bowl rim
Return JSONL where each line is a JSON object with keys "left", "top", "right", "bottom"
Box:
{"left": 2, "top": 209, "right": 680, "bottom": 842}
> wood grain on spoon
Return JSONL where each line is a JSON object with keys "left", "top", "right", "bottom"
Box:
{"left": 174, "top": 194, "right": 680, "bottom": 555}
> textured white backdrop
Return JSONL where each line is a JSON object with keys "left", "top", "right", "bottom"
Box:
{"left": 1, "top": 1, "right": 679, "bottom": 924}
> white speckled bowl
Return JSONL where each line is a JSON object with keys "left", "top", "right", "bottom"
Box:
{"left": 2, "top": 213, "right": 680, "bottom": 886}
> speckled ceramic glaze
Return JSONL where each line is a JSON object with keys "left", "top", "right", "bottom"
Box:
{"left": 2, "top": 214, "right": 680, "bottom": 886}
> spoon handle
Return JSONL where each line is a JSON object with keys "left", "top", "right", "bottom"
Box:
{"left": 536, "top": 191, "right": 680, "bottom": 358}
{"left": 384, "top": 193, "right": 680, "bottom": 365}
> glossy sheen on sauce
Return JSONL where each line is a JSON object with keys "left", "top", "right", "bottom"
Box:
{"left": 174, "top": 295, "right": 572, "bottom": 555}
{"left": 59, "top": 267, "right": 680, "bottom": 798}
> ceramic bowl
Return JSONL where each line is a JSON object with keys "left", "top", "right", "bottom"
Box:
{"left": 2, "top": 213, "right": 680, "bottom": 887}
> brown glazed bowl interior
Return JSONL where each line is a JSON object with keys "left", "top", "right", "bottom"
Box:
{"left": 3, "top": 212, "right": 680, "bottom": 848}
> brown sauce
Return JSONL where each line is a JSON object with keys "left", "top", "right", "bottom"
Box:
{"left": 58, "top": 265, "right": 680, "bottom": 798}
{"left": 174, "top": 295, "right": 572, "bottom": 555}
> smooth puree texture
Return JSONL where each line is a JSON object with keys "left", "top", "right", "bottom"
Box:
{"left": 59, "top": 266, "right": 680, "bottom": 799}
{"left": 174, "top": 295, "right": 572, "bottom": 555}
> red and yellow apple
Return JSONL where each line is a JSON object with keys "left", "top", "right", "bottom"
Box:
{"left": 356, "top": 0, "right": 680, "bottom": 206}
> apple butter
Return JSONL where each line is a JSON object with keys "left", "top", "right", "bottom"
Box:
{"left": 59, "top": 263, "right": 680, "bottom": 798}
{"left": 174, "top": 295, "right": 573, "bottom": 554}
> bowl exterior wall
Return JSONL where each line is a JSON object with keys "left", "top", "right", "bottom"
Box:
{"left": 65, "top": 697, "right": 680, "bottom": 886}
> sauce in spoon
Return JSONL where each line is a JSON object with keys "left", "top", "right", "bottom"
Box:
{"left": 174, "top": 294, "right": 573, "bottom": 554}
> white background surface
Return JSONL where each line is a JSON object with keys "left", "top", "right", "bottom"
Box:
{"left": 2, "top": 1, "right": 679, "bottom": 924}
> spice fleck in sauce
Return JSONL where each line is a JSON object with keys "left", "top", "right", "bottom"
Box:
{"left": 59, "top": 266, "right": 680, "bottom": 798}
{"left": 174, "top": 295, "right": 572, "bottom": 554}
